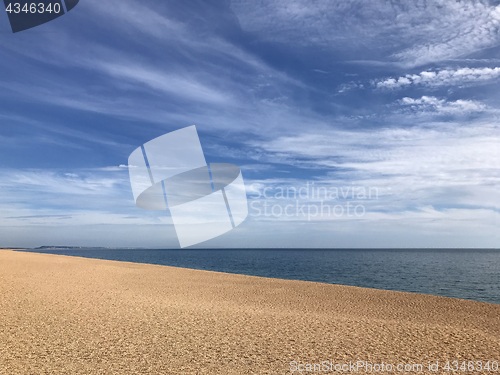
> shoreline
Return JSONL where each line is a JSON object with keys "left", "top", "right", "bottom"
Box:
{"left": 18, "top": 248, "right": 500, "bottom": 306}
{"left": 1, "top": 249, "right": 499, "bottom": 374}
{"left": 14, "top": 249, "right": 486, "bottom": 305}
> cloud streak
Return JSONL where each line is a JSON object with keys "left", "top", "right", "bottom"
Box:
{"left": 231, "top": 0, "right": 500, "bottom": 66}
{"left": 397, "top": 96, "right": 491, "bottom": 115}
{"left": 374, "top": 67, "right": 500, "bottom": 89}
{"left": 249, "top": 120, "right": 500, "bottom": 214}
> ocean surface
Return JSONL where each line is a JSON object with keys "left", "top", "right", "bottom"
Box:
{"left": 21, "top": 248, "right": 500, "bottom": 305}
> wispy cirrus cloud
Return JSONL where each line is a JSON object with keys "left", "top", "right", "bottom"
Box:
{"left": 231, "top": 0, "right": 500, "bottom": 67}
{"left": 0, "top": 168, "right": 168, "bottom": 224}
{"left": 0, "top": 169, "right": 126, "bottom": 196}
{"left": 0, "top": 0, "right": 306, "bottom": 131}
{"left": 84, "top": 0, "right": 183, "bottom": 39}
{"left": 94, "top": 62, "right": 233, "bottom": 105}
{"left": 249, "top": 120, "right": 500, "bottom": 210}
{"left": 391, "top": 2, "right": 500, "bottom": 67}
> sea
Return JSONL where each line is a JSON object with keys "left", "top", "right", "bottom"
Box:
{"left": 21, "top": 248, "right": 500, "bottom": 305}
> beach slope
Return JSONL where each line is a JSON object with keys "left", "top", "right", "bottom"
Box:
{"left": 0, "top": 250, "right": 498, "bottom": 374}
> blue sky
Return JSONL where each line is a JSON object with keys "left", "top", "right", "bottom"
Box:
{"left": 0, "top": 0, "right": 499, "bottom": 248}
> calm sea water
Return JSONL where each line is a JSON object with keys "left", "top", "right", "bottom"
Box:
{"left": 22, "top": 248, "right": 500, "bottom": 305}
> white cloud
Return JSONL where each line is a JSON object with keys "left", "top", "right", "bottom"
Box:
{"left": 85, "top": 0, "right": 183, "bottom": 40}
{"left": 8, "top": 171, "right": 120, "bottom": 193}
{"left": 249, "top": 121, "right": 500, "bottom": 215}
{"left": 337, "top": 82, "right": 364, "bottom": 93}
{"left": 231, "top": 0, "right": 500, "bottom": 66}
{"left": 0, "top": 169, "right": 172, "bottom": 229}
{"left": 94, "top": 61, "right": 232, "bottom": 105}
{"left": 0, "top": 205, "right": 166, "bottom": 226}
{"left": 374, "top": 67, "right": 500, "bottom": 89}
{"left": 398, "top": 96, "right": 490, "bottom": 114}
{"left": 393, "top": 2, "right": 500, "bottom": 66}
{"left": 0, "top": 0, "right": 307, "bottom": 125}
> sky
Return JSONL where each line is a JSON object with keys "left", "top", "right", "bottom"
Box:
{"left": 0, "top": 0, "right": 499, "bottom": 248}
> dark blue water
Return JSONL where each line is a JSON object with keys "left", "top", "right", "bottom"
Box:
{"left": 21, "top": 249, "right": 500, "bottom": 305}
